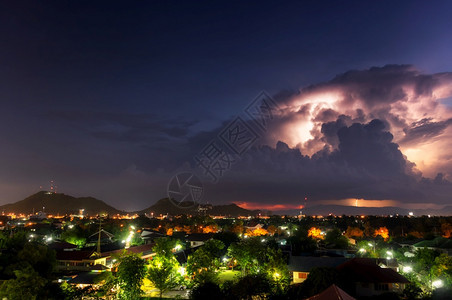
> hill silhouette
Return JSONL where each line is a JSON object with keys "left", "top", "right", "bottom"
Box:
{"left": 0, "top": 191, "right": 123, "bottom": 216}
{"left": 135, "top": 198, "right": 259, "bottom": 217}
{"left": 0, "top": 192, "right": 259, "bottom": 217}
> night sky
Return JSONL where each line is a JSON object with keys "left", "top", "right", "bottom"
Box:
{"left": 1, "top": 1, "right": 452, "bottom": 211}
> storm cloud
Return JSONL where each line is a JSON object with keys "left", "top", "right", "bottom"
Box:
{"left": 195, "top": 65, "right": 452, "bottom": 209}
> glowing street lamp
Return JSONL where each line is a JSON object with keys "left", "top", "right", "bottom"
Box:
{"left": 432, "top": 279, "right": 443, "bottom": 289}
{"left": 402, "top": 266, "right": 412, "bottom": 273}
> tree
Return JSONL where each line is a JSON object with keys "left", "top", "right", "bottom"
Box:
{"left": 374, "top": 227, "right": 389, "bottom": 241}
{"left": 441, "top": 223, "right": 452, "bottom": 238}
{"left": 187, "top": 239, "right": 225, "bottom": 284}
{"left": 60, "top": 225, "right": 87, "bottom": 247}
{"left": 228, "top": 237, "right": 266, "bottom": 276}
{"left": 202, "top": 224, "right": 219, "bottom": 234}
{"left": 148, "top": 259, "right": 180, "bottom": 298}
{"left": 300, "top": 267, "right": 342, "bottom": 297}
{"left": 213, "top": 231, "right": 240, "bottom": 248}
{"left": 0, "top": 265, "right": 46, "bottom": 300}
{"left": 287, "top": 228, "right": 317, "bottom": 255}
{"left": 147, "top": 237, "right": 181, "bottom": 298}
{"left": 190, "top": 281, "right": 224, "bottom": 300}
{"left": 411, "top": 248, "right": 441, "bottom": 294}
{"left": 432, "top": 253, "right": 452, "bottom": 286}
{"left": 267, "top": 225, "right": 278, "bottom": 235}
{"left": 264, "top": 248, "right": 290, "bottom": 294}
{"left": 17, "top": 242, "right": 56, "bottom": 278}
{"left": 307, "top": 227, "right": 323, "bottom": 239}
{"left": 246, "top": 227, "right": 269, "bottom": 237}
{"left": 344, "top": 226, "right": 364, "bottom": 238}
{"left": 116, "top": 252, "right": 146, "bottom": 300}
{"left": 324, "top": 228, "right": 349, "bottom": 249}
{"left": 230, "top": 274, "right": 271, "bottom": 300}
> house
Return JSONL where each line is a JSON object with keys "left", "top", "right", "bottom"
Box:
{"left": 337, "top": 258, "right": 409, "bottom": 298}
{"left": 306, "top": 284, "right": 356, "bottom": 300}
{"left": 56, "top": 249, "right": 108, "bottom": 272}
{"left": 185, "top": 233, "right": 214, "bottom": 248}
{"left": 102, "top": 243, "right": 156, "bottom": 267}
{"left": 288, "top": 256, "right": 349, "bottom": 283}
{"left": 48, "top": 240, "right": 78, "bottom": 251}
{"left": 244, "top": 222, "right": 264, "bottom": 231}
{"left": 412, "top": 237, "right": 452, "bottom": 256}
{"left": 141, "top": 229, "right": 165, "bottom": 244}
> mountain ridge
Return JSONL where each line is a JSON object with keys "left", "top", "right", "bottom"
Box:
{"left": 2, "top": 192, "right": 450, "bottom": 217}
{"left": 0, "top": 192, "right": 259, "bottom": 217}
{"left": 0, "top": 191, "right": 123, "bottom": 216}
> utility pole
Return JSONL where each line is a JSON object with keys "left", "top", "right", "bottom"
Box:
{"left": 96, "top": 217, "right": 102, "bottom": 256}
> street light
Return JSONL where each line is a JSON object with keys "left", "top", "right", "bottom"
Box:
{"left": 402, "top": 266, "right": 412, "bottom": 273}
{"left": 432, "top": 280, "right": 443, "bottom": 289}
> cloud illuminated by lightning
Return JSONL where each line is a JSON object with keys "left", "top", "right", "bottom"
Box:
{"left": 266, "top": 65, "right": 452, "bottom": 179}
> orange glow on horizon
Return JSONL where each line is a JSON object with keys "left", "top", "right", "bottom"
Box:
{"left": 234, "top": 201, "right": 302, "bottom": 211}
{"left": 234, "top": 199, "right": 446, "bottom": 211}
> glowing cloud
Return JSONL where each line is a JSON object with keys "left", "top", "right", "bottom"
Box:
{"left": 267, "top": 65, "right": 452, "bottom": 179}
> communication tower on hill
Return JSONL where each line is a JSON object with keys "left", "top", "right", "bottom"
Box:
{"left": 299, "top": 196, "right": 308, "bottom": 218}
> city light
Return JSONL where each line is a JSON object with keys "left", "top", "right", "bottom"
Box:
{"left": 178, "top": 266, "right": 186, "bottom": 276}
{"left": 402, "top": 266, "right": 412, "bottom": 273}
{"left": 432, "top": 279, "right": 443, "bottom": 289}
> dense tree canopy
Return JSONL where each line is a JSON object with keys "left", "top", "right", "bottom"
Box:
{"left": 115, "top": 252, "right": 147, "bottom": 300}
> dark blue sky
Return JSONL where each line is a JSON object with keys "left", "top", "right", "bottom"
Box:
{"left": 1, "top": 1, "right": 452, "bottom": 211}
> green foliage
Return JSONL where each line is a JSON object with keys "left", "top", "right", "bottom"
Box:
{"left": 402, "top": 282, "right": 423, "bottom": 300}
{"left": 187, "top": 239, "right": 225, "bottom": 284}
{"left": 213, "top": 231, "right": 240, "bottom": 248}
{"left": 287, "top": 228, "right": 317, "bottom": 255}
{"left": 190, "top": 281, "right": 224, "bottom": 300}
{"left": 60, "top": 225, "right": 87, "bottom": 247}
{"left": 228, "top": 237, "right": 266, "bottom": 276}
{"left": 230, "top": 274, "right": 272, "bottom": 299}
{"left": 17, "top": 242, "right": 56, "bottom": 278}
{"left": 324, "top": 228, "right": 349, "bottom": 249}
{"left": 299, "top": 267, "right": 342, "bottom": 298}
{"left": 147, "top": 237, "right": 181, "bottom": 298}
{"left": 153, "top": 237, "right": 178, "bottom": 260}
{"left": 265, "top": 248, "right": 290, "bottom": 293}
{"left": 148, "top": 258, "right": 180, "bottom": 298}
{"left": 432, "top": 253, "right": 452, "bottom": 285}
{"left": 398, "top": 247, "right": 452, "bottom": 296}
{"left": 116, "top": 252, "right": 147, "bottom": 300}
{"left": 0, "top": 264, "right": 46, "bottom": 300}
{"left": 226, "top": 237, "right": 290, "bottom": 296}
